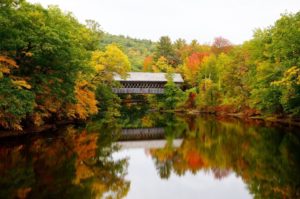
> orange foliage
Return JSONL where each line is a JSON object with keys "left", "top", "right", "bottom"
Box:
{"left": 66, "top": 81, "right": 98, "bottom": 120}
{"left": 72, "top": 131, "right": 98, "bottom": 184}
{"left": 186, "top": 150, "right": 206, "bottom": 170}
{"left": 28, "top": 80, "right": 98, "bottom": 128}
{"left": 0, "top": 55, "right": 33, "bottom": 130}
{"left": 0, "top": 114, "right": 22, "bottom": 130}
{"left": 33, "top": 96, "right": 61, "bottom": 126}
{"left": 74, "top": 130, "right": 98, "bottom": 160}
{"left": 0, "top": 55, "right": 18, "bottom": 74}
{"left": 183, "top": 52, "right": 210, "bottom": 85}
{"left": 143, "top": 56, "right": 153, "bottom": 72}
{"left": 32, "top": 85, "right": 63, "bottom": 126}
{"left": 30, "top": 112, "right": 45, "bottom": 127}
{"left": 186, "top": 52, "right": 209, "bottom": 72}
{"left": 16, "top": 187, "right": 32, "bottom": 199}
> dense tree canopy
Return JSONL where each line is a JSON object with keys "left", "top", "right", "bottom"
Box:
{"left": 142, "top": 12, "right": 300, "bottom": 117}
{"left": 0, "top": 1, "right": 130, "bottom": 130}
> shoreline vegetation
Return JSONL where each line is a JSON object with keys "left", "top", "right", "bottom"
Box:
{"left": 1, "top": 1, "right": 300, "bottom": 133}
{"left": 0, "top": 110, "right": 299, "bottom": 140}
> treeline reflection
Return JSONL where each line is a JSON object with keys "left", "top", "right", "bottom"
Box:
{"left": 0, "top": 111, "right": 299, "bottom": 199}
{"left": 0, "top": 124, "right": 129, "bottom": 199}
{"left": 147, "top": 115, "right": 300, "bottom": 199}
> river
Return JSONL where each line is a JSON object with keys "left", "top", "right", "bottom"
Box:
{"left": 0, "top": 106, "right": 299, "bottom": 199}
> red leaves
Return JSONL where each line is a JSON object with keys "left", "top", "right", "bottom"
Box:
{"left": 211, "top": 37, "right": 232, "bottom": 54}
{"left": 186, "top": 150, "right": 205, "bottom": 170}
{"left": 186, "top": 52, "right": 210, "bottom": 71}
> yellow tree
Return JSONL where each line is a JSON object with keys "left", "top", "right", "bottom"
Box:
{"left": 90, "top": 44, "right": 131, "bottom": 84}
{"left": 66, "top": 81, "right": 98, "bottom": 120}
{"left": 153, "top": 56, "right": 172, "bottom": 72}
{"left": 66, "top": 44, "right": 131, "bottom": 120}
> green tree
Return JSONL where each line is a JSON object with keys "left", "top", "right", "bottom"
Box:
{"left": 154, "top": 36, "right": 179, "bottom": 67}
{"left": 272, "top": 66, "right": 300, "bottom": 115}
{"left": 247, "top": 12, "right": 300, "bottom": 115}
{"left": 158, "top": 73, "right": 186, "bottom": 109}
{"left": 0, "top": 1, "right": 102, "bottom": 129}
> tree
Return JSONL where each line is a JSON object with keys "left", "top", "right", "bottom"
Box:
{"left": 269, "top": 12, "right": 300, "bottom": 68}
{"left": 215, "top": 53, "right": 232, "bottom": 90}
{"left": 173, "top": 38, "right": 187, "bottom": 65}
{"left": 0, "top": 1, "right": 102, "bottom": 129}
{"left": 153, "top": 56, "right": 172, "bottom": 72}
{"left": 89, "top": 44, "right": 130, "bottom": 121}
{"left": 174, "top": 38, "right": 187, "bottom": 51}
{"left": 0, "top": 55, "right": 35, "bottom": 129}
{"left": 90, "top": 44, "right": 131, "bottom": 85}
{"left": 182, "top": 52, "right": 210, "bottom": 86}
{"left": 66, "top": 80, "right": 98, "bottom": 120}
{"left": 211, "top": 37, "right": 232, "bottom": 55}
{"left": 143, "top": 56, "right": 154, "bottom": 72}
{"left": 158, "top": 73, "right": 186, "bottom": 109}
{"left": 246, "top": 12, "right": 300, "bottom": 114}
{"left": 272, "top": 66, "right": 300, "bottom": 115}
{"left": 154, "top": 36, "right": 179, "bottom": 67}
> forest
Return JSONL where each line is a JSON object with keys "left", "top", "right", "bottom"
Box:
{"left": 1, "top": 0, "right": 300, "bottom": 131}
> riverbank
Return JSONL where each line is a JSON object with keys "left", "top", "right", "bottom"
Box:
{"left": 0, "top": 125, "right": 55, "bottom": 139}
{"left": 1, "top": 108, "right": 299, "bottom": 140}
{"left": 0, "top": 120, "right": 77, "bottom": 139}
{"left": 177, "top": 106, "right": 300, "bottom": 127}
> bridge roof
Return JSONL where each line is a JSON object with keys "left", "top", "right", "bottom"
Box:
{"left": 114, "top": 72, "right": 184, "bottom": 83}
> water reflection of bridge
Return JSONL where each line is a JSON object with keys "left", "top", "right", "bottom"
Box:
{"left": 117, "top": 127, "right": 183, "bottom": 149}
{"left": 119, "top": 128, "right": 165, "bottom": 140}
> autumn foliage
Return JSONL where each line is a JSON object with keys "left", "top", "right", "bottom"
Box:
{"left": 143, "top": 12, "right": 300, "bottom": 116}
{"left": 66, "top": 81, "right": 98, "bottom": 120}
{"left": 211, "top": 37, "right": 232, "bottom": 54}
{"left": 143, "top": 56, "right": 153, "bottom": 72}
{"left": 0, "top": 1, "right": 130, "bottom": 130}
{"left": 182, "top": 52, "right": 210, "bottom": 85}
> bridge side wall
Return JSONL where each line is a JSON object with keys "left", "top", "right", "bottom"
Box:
{"left": 112, "top": 88, "right": 165, "bottom": 94}
{"left": 112, "top": 81, "right": 182, "bottom": 94}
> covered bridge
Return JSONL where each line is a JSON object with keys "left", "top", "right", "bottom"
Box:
{"left": 112, "top": 72, "right": 184, "bottom": 94}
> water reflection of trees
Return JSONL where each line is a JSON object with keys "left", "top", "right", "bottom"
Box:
{"left": 0, "top": 124, "right": 129, "bottom": 199}
{"left": 119, "top": 102, "right": 188, "bottom": 131}
{"left": 1, "top": 111, "right": 299, "bottom": 199}
{"left": 149, "top": 116, "right": 300, "bottom": 199}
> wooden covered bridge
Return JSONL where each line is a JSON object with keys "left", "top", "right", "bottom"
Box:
{"left": 112, "top": 72, "right": 184, "bottom": 94}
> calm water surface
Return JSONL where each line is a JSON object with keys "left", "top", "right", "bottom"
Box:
{"left": 114, "top": 149, "right": 251, "bottom": 199}
{"left": 0, "top": 108, "right": 299, "bottom": 199}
